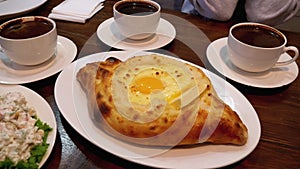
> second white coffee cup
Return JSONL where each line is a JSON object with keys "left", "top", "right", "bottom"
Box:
{"left": 0, "top": 16, "right": 57, "bottom": 66}
{"left": 113, "top": 0, "right": 161, "bottom": 40}
{"left": 227, "top": 22, "right": 298, "bottom": 72}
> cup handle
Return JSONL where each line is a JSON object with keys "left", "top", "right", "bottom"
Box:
{"left": 275, "top": 46, "right": 299, "bottom": 66}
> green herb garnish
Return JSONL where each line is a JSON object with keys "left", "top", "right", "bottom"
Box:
{"left": 0, "top": 119, "right": 53, "bottom": 169}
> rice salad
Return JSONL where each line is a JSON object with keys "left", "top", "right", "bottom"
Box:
{"left": 0, "top": 92, "right": 52, "bottom": 169}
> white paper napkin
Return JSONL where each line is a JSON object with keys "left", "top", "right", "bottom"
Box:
{"left": 49, "top": 0, "right": 105, "bottom": 23}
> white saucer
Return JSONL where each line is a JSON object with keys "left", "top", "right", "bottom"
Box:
{"left": 97, "top": 17, "right": 176, "bottom": 50}
{"left": 0, "top": 0, "right": 47, "bottom": 20}
{"left": 206, "top": 37, "right": 299, "bottom": 88}
{"left": 0, "top": 36, "right": 77, "bottom": 84}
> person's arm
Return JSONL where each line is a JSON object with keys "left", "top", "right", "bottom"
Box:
{"left": 245, "top": 0, "right": 300, "bottom": 26}
{"left": 181, "top": 0, "right": 238, "bottom": 21}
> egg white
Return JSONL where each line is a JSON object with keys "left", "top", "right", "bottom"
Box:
{"left": 111, "top": 54, "right": 199, "bottom": 123}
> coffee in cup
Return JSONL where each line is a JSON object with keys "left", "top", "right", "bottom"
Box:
{"left": 113, "top": 0, "right": 161, "bottom": 40}
{"left": 0, "top": 16, "right": 57, "bottom": 65}
{"left": 227, "top": 22, "right": 298, "bottom": 72}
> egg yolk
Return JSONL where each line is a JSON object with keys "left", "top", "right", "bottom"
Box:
{"left": 130, "top": 76, "right": 164, "bottom": 94}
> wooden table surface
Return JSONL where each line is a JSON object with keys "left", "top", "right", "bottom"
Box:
{"left": 1, "top": 0, "right": 299, "bottom": 168}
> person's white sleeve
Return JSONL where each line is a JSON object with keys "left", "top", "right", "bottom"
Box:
{"left": 181, "top": 0, "right": 238, "bottom": 21}
{"left": 245, "top": 0, "right": 300, "bottom": 26}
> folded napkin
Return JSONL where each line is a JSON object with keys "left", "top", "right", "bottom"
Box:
{"left": 49, "top": 0, "right": 105, "bottom": 23}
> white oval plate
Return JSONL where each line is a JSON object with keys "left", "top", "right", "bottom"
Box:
{"left": 97, "top": 18, "right": 176, "bottom": 50}
{"left": 0, "top": 36, "right": 77, "bottom": 84}
{"left": 0, "top": 84, "right": 57, "bottom": 168}
{"left": 55, "top": 51, "right": 261, "bottom": 169}
{"left": 207, "top": 37, "right": 299, "bottom": 88}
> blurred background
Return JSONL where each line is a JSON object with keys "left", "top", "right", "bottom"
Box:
{"left": 153, "top": 0, "right": 300, "bottom": 33}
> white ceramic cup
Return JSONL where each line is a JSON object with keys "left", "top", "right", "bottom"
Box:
{"left": 113, "top": 0, "right": 161, "bottom": 40}
{"left": 0, "top": 16, "right": 57, "bottom": 66}
{"left": 227, "top": 22, "right": 298, "bottom": 72}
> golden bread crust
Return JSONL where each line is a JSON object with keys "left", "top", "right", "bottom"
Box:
{"left": 76, "top": 55, "right": 248, "bottom": 146}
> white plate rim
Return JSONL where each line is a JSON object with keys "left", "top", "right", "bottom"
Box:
{"left": 0, "top": 36, "right": 77, "bottom": 84}
{"left": 0, "top": 0, "right": 47, "bottom": 17}
{"left": 55, "top": 51, "right": 261, "bottom": 169}
{"left": 206, "top": 37, "right": 299, "bottom": 88}
{"left": 96, "top": 17, "right": 176, "bottom": 50}
{"left": 0, "top": 84, "right": 57, "bottom": 168}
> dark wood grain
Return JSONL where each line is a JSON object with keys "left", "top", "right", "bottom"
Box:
{"left": 1, "top": 0, "right": 299, "bottom": 168}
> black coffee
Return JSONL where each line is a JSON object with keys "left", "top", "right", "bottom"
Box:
{"left": 0, "top": 18, "right": 53, "bottom": 39}
{"left": 232, "top": 25, "right": 284, "bottom": 48}
{"left": 116, "top": 1, "right": 158, "bottom": 15}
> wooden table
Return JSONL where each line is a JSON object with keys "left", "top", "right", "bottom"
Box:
{"left": 1, "top": 0, "right": 299, "bottom": 168}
